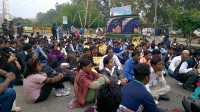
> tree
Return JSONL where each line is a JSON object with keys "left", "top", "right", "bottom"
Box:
{"left": 170, "top": 9, "right": 200, "bottom": 46}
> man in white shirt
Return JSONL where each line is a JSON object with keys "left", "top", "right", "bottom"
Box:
{"left": 168, "top": 50, "right": 190, "bottom": 77}
{"left": 149, "top": 56, "right": 171, "bottom": 101}
{"left": 99, "top": 47, "right": 122, "bottom": 71}
{"left": 173, "top": 50, "right": 200, "bottom": 91}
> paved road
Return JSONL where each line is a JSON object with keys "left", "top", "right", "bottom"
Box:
{"left": 14, "top": 76, "right": 200, "bottom": 112}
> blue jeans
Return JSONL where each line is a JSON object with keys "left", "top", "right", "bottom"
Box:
{"left": 0, "top": 77, "right": 16, "bottom": 112}
{"left": 59, "top": 33, "right": 63, "bottom": 40}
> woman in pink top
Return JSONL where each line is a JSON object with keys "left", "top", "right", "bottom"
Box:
{"left": 140, "top": 50, "right": 152, "bottom": 66}
{"left": 23, "top": 58, "right": 70, "bottom": 103}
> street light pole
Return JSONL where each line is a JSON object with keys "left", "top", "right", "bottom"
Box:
{"left": 154, "top": 0, "right": 157, "bottom": 41}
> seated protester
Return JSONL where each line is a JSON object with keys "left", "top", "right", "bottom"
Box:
{"left": 99, "top": 47, "right": 122, "bottom": 71}
{"left": 121, "top": 64, "right": 165, "bottom": 112}
{"left": 140, "top": 50, "right": 152, "bottom": 66}
{"left": 23, "top": 34, "right": 29, "bottom": 43}
{"left": 57, "top": 42, "right": 67, "bottom": 58}
{"left": 117, "top": 45, "right": 133, "bottom": 64}
{"left": 173, "top": 50, "right": 200, "bottom": 91}
{"left": 3, "top": 40, "right": 11, "bottom": 53}
{"left": 79, "top": 48, "right": 95, "bottom": 65}
{"left": 0, "top": 39, "right": 23, "bottom": 85}
{"left": 123, "top": 50, "right": 140, "bottom": 82}
{"left": 48, "top": 45, "right": 64, "bottom": 69}
{"left": 65, "top": 40, "right": 75, "bottom": 54}
{"left": 68, "top": 59, "right": 110, "bottom": 108}
{"left": 152, "top": 49, "right": 161, "bottom": 58}
{"left": 76, "top": 41, "right": 84, "bottom": 56}
{"left": 149, "top": 56, "right": 171, "bottom": 101}
{"left": 158, "top": 43, "right": 167, "bottom": 56}
{"left": 140, "top": 43, "right": 147, "bottom": 58}
{"left": 112, "top": 41, "right": 121, "bottom": 54}
{"left": 23, "top": 58, "right": 70, "bottom": 103}
{"left": 177, "top": 44, "right": 186, "bottom": 55}
{"left": 101, "top": 56, "right": 127, "bottom": 85}
{"left": 17, "top": 38, "right": 25, "bottom": 52}
{"left": 168, "top": 50, "right": 190, "bottom": 77}
{"left": 0, "top": 70, "right": 16, "bottom": 112}
{"left": 85, "top": 83, "right": 128, "bottom": 112}
{"left": 148, "top": 42, "right": 156, "bottom": 52}
{"left": 9, "top": 41, "right": 20, "bottom": 55}
{"left": 18, "top": 43, "right": 32, "bottom": 73}
{"left": 43, "top": 39, "right": 52, "bottom": 55}
{"left": 90, "top": 46, "right": 103, "bottom": 57}
{"left": 31, "top": 41, "right": 48, "bottom": 60}
{"left": 164, "top": 48, "right": 177, "bottom": 69}
{"left": 190, "top": 46, "right": 196, "bottom": 56}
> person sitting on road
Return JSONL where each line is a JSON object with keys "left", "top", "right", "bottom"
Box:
{"left": 48, "top": 45, "right": 64, "bottom": 69}
{"left": 173, "top": 50, "right": 200, "bottom": 91}
{"left": 0, "top": 69, "right": 17, "bottom": 112}
{"left": 140, "top": 50, "right": 152, "bottom": 66}
{"left": 149, "top": 56, "right": 171, "bottom": 101}
{"left": 90, "top": 46, "right": 103, "bottom": 57}
{"left": 31, "top": 40, "right": 48, "bottom": 60}
{"left": 117, "top": 45, "right": 134, "bottom": 64}
{"left": 168, "top": 50, "right": 190, "bottom": 77}
{"left": 121, "top": 63, "right": 165, "bottom": 112}
{"left": 68, "top": 59, "right": 110, "bottom": 108}
{"left": 164, "top": 47, "right": 177, "bottom": 70}
{"left": 112, "top": 41, "right": 121, "bottom": 54}
{"left": 85, "top": 83, "right": 128, "bottom": 112}
{"left": 79, "top": 48, "right": 94, "bottom": 66}
{"left": 99, "top": 47, "right": 122, "bottom": 71}
{"left": 101, "top": 56, "right": 127, "bottom": 86}
{"left": 76, "top": 41, "right": 84, "bottom": 56}
{"left": 23, "top": 58, "right": 70, "bottom": 103}
{"left": 123, "top": 50, "right": 141, "bottom": 82}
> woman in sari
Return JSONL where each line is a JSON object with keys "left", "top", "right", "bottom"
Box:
{"left": 68, "top": 59, "right": 110, "bottom": 108}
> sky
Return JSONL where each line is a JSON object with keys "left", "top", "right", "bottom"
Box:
{"left": 8, "top": 0, "right": 70, "bottom": 18}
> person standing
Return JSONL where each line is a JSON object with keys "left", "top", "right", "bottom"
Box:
{"left": 51, "top": 23, "right": 57, "bottom": 40}
{"left": 8, "top": 21, "right": 15, "bottom": 40}
{"left": 2, "top": 19, "right": 8, "bottom": 35}
{"left": 17, "top": 23, "right": 23, "bottom": 37}
{"left": 58, "top": 23, "right": 63, "bottom": 40}
{"left": 70, "top": 25, "right": 76, "bottom": 38}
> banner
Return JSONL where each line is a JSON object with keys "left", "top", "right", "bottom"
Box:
{"left": 107, "top": 18, "right": 122, "bottom": 33}
{"left": 122, "top": 17, "right": 139, "bottom": 34}
{"left": 110, "top": 5, "right": 132, "bottom": 16}
{"left": 63, "top": 16, "right": 68, "bottom": 24}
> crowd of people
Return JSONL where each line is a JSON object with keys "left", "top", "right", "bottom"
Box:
{"left": 0, "top": 20, "right": 200, "bottom": 112}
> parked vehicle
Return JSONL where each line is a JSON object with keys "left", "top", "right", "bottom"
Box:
{"left": 169, "top": 28, "right": 182, "bottom": 35}
{"left": 194, "top": 28, "right": 200, "bottom": 37}
{"left": 142, "top": 28, "right": 154, "bottom": 37}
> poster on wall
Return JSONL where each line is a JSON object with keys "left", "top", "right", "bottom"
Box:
{"left": 110, "top": 5, "right": 132, "bottom": 16}
{"left": 106, "top": 18, "right": 122, "bottom": 34}
{"left": 122, "top": 17, "right": 139, "bottom": 34}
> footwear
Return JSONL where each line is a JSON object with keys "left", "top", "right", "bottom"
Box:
{"left": 11, "top": 101, "right": 21, "bottom": 112}
{"left": 158, "top": 95, "right": 169, "bottom": 101}
{"left": 55, "top": 88, "right": 70, "bottom": 97}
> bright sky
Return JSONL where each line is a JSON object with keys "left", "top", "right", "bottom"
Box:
{"left": 9, "top": 0, "right": 70, "bottom": 18}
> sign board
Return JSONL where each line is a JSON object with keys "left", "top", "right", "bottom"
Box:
{"left": 63, "top": 16, "right": 68, "bottom": 24}
{"left": 110, "top": 5, "right": 132, "bottom": 16}
{"left": 93, "top": 57, "right": 102, "bottom": 65}
{"left": 106, "top": 17, "right": 139, "bottom": 34}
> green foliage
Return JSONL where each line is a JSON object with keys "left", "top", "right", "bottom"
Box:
{"left": 170, "top": 9, "right": 200, "bottom": 35}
